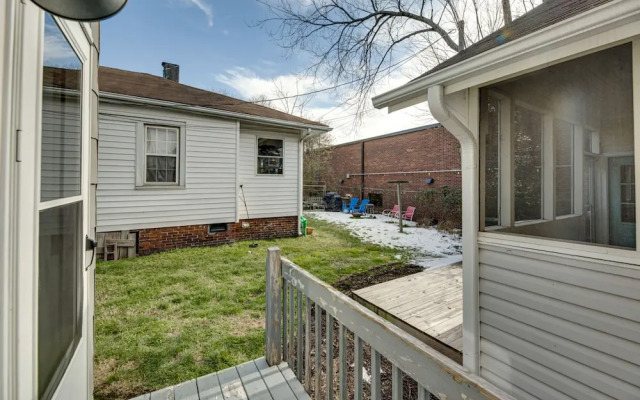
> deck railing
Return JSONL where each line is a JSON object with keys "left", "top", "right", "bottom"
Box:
{"left": 265, "top": 248, "right": 515, "bottom": 400}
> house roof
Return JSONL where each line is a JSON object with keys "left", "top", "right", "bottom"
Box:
{"left": 97, "top": 66, "right": 329, "bottom": 128}
{"left": 413, "top": 0, "right": 614, "bottom": 81}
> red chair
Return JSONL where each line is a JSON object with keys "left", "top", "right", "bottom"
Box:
{"left": 402, "top": 206, "right": 416, "bottom": 221}
{"left": 382, "top": 204, "right": 399, "bottom": 218}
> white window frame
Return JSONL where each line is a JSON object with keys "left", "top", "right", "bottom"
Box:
{"left": 553, "top": 118, "right": 576, "bottom": 218}
{"left": 483, "top": 99, "right": 593, "bottom": 229}
{"left": 512, "top": 99, "right": 550, "bottom": 226}
{"left": 135, "top": 121, "right": 186, "bottom": 189}
{"left": 256, "top": 136, "right": 285, "bottom": 176}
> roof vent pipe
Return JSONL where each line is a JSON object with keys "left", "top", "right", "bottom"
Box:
{"left": 162, "top": 62, "right": 180, "bottom": 82}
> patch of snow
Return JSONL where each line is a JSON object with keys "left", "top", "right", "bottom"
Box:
{"left": 306, "top": 211, "right": 462, "bottom": 266}
{"left": 362, "top": 367, "right": 371, "bottom": 384}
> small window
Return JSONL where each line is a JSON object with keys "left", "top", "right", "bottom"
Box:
{"left": 257, "top": 138, "right": 284, "bottom": 175}
{"left": 145, "top": 126, "right": 179, "bottom": 184}
{"left": 208, "top": 223, "right": 228, "bottom": 234}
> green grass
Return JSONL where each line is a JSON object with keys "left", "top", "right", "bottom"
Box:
{"left": 94, "top": 217, "right": 408, "bottom": 399}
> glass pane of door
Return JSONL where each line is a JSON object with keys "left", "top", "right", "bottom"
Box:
{"left": 38, "top": 14, "right": 84, "bottom": 400}
{"left": 38, "top": 203, "right": 82, "bottom": 399}
{"left": 41, "top": 13, "right": 82, "bottom": 202}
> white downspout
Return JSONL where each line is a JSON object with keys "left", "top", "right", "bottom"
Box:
{"left": 428, "top": 85, "right": 480, "bottom": 374}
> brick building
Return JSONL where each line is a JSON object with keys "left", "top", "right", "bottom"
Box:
{"left": 319, "top": 124, "right": 461, "bottom": 223}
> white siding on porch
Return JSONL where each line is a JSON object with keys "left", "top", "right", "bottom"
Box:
{"left": 97, "top": 105, "right": 238, "bottom": 232}
{"left": 478, "top": 244, "right": 640, "bottom": 400}
{"left": 237, "top": 123, "right": 301, "bottom": 220}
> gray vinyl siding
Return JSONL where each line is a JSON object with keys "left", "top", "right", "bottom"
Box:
{"left": 97, "top": 105, "right": 238, "bottom": 232}
{"left": 237, "top": 123, "right": 301, "bottom": 220}
{"left": 478, "top": 244, "right": 640, "bottom": 400}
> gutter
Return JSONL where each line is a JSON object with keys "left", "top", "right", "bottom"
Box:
{"left": 99, "top": 91, "right": 333, "bottom": 133}
{"left": 372, "top": 0, "right": 640, "bottom": 110}
{"left": 427, "top": 85, "right": 480, "bottom": 374}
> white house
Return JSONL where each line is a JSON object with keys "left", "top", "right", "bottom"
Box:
{"left": 96, "top": 65, "right": 330, "bottom": 256}
{"left": 373, "top": 0, "right": 640, "bottom": 399}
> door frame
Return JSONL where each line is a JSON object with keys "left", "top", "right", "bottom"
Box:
{"left": 5, "top": 3, "right": 95, "bottom": 399}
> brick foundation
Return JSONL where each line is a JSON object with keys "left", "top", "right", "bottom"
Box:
{"left": 136, "top": 216, "right": 299, "bottom": 256}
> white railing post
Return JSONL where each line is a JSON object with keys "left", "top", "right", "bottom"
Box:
{"left": 266, "top": 247, "right": 282, "bottom": 366}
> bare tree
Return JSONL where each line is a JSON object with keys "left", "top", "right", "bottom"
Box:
{"left": 302, "top": 131, "right": 333, "bottom": 185}
{"left": 251, "top": 77, "right": 313, "bottom": 117}
{"left": 258, "top": 0, "right": 541, "bottom": 123}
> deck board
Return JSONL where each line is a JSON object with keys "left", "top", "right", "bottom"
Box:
{"left": 132, "top": 358, "right": 307, "bottom": 400}
{"left": 353, "top": 263, "right": 463, "bottom": 354}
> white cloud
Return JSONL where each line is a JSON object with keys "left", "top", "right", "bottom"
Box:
{"left": 187, "top": 0, "right": 213, "bottom": 27}
{"left": 214, "top": 65, "right": 433, "bottom": 143}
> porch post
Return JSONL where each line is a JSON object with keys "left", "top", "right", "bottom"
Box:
{"left": 265, "top": 247, "right": 282, "bottom": 365}
{"left": 428, "top": 85, "right": 481, "bottom": 373}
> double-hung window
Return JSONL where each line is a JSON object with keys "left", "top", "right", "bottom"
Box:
{"left": 257, "top": 138, "right": 284, "bottom": 175}
{"left": 145, "top": 126, "right": 179, "bottom": 184}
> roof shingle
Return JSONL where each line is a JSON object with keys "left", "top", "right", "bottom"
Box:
{"left": 98, "top": 66, "right": 328, "bottom": 128}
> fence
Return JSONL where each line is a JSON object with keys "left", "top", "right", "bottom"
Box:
{"left": 264, "top": 248, "right": 515, "bottom": 400}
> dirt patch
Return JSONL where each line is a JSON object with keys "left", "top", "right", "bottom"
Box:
{"left": 94, "top": 358, "right": 144, "bottom": 400}
{"left": 333, "top": 262, "right": 424, "bottom": 293}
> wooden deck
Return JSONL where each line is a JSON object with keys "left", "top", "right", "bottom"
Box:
{"left": 131, "top": 358, "right": 309, "bottom": 400}
{"left": 353, "top": 263, "right": 463, "bottom": 362}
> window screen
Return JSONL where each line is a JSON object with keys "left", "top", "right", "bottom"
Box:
{"left": 480, "top": 43, "right": 635, "bottom": 249}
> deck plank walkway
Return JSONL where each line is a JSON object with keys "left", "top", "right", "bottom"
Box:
{"left": 130, "top": 358, "right": 309, "bottom": 400}
{"left": 353, "top": 263, "right": 463, "bottom": 361}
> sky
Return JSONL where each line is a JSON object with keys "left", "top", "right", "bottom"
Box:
{"left": 100, "top": 0, "right": 431, "bottom": 144}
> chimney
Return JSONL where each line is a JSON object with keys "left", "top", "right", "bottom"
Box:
{"left": 162, "top": 62, "right": 179, "bottom": 82}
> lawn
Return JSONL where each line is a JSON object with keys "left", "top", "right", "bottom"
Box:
{"left": 94, "top": 217, "right": 409, "bottom": 400}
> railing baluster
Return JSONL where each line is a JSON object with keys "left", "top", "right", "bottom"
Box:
{"left": 354, "top": 335, "right": 363, "bottom": 400}
{"left": 282, "top": 280, "right": 288, "bottom": 361}
{"left": 314, "top": 304, "right": 321, "bottom": 400}
{"left": 297, "top": 288, "right": 303, "bottom": 379}
{"left": 289, "top": 283, "right": 295, "bottom": 365}
{"left": 326, "top": 313, "right": 334, "bottom": 400}
{"left": 392, "top": 364, "right": 403, "bottom": 400}
{"left": 338, "top": 323, "right": 347, "bottom": 400}
{"left": 304, "top": 297, "right": 312, "bottom": 392}
{"left": 418, "top": 385, "right": 430, "bottom": 400}
{"left": 371, "top": 350, "right": 381, "bottom": 400}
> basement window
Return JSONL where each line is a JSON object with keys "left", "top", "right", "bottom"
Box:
{"left": 257, "top": 138, "right": 284, "bottom": 175}
{"left": 208, "top": 223, "right": 228, "bottom": 234}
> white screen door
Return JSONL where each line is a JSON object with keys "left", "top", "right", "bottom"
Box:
{"left": 36, "top": 13, "right": 91, "bottom": 400}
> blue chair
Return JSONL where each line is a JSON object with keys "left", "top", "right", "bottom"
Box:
{"left": 355, "top": 199, "right": 370, "bottom": 213}
{"left": 342, "top": 197, "right": 359, "bottom": 212}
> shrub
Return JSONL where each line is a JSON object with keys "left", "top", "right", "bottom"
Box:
{"left": 414, "top": 186, "right": 462, "bottom": 229}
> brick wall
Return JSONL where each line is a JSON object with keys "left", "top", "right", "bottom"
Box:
{"left": 136, "top": 216, "right": 298, "bottom": 256}
{"left": 320, "top": 125, "right": 461, "bottom": 223}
